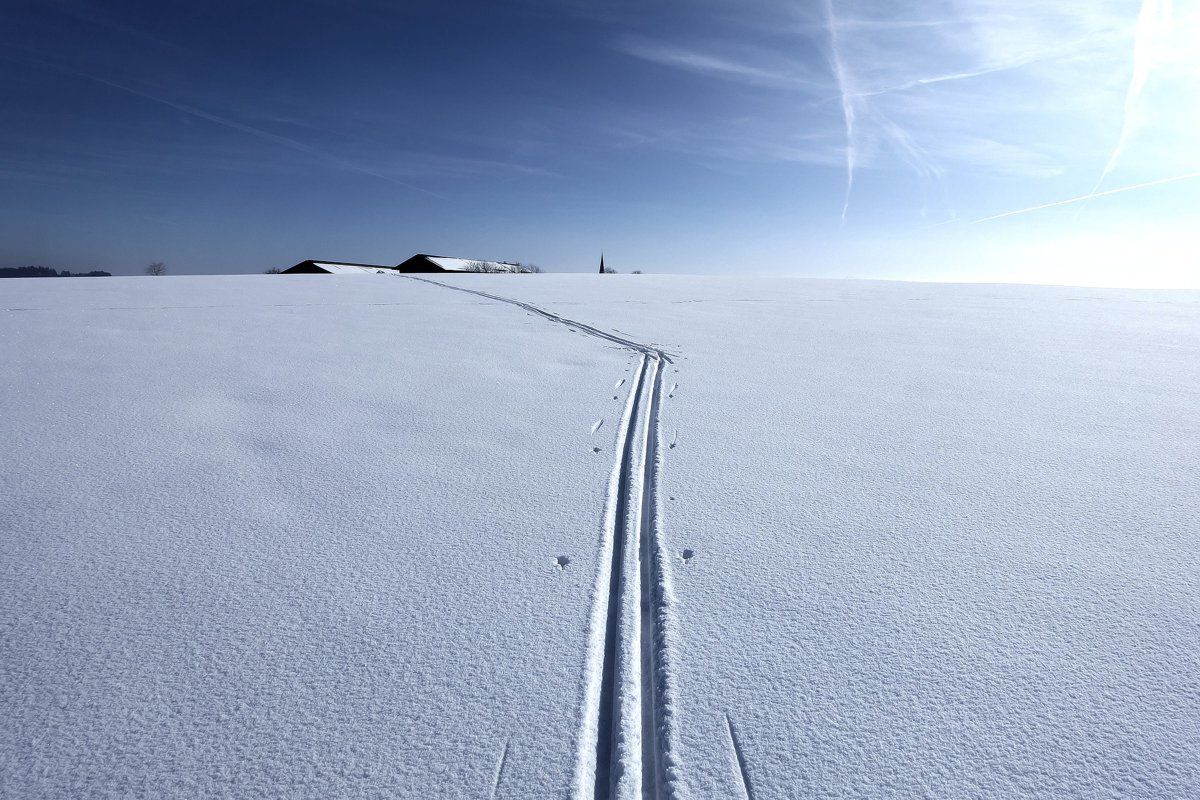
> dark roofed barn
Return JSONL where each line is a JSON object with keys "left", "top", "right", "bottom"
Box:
{"left": 395, "top": 254, "right": 470, "bottom": 273}
{"left": 395, "top": 254, "right": 533, "bottom": 273}
{"left": 278, "top": 254, "right": 532, "bottom": 275}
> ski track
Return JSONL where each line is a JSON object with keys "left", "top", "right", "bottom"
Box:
{"left": 724, "top": 714, "right": 755, "bottom": 800}
{"left": 491, "top": 738, "right": 512, "bottom": 799}
{"left": 640, "top": 359, "right": 679, "bottom": 799}
{"left": 397, "top": 275, "right": 678, "bottom": 362}
{"left": 398, "top": 275, "right": 679, "bottom": 799}
{"left": 593, "top": 353, "right": 678, "bottom": 800}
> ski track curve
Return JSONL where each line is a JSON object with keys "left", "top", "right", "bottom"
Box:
{"left": 397, "top": 275, "right": 677, "bottom": 362}
{"left": 398, "top": 275, "right": 681, "bottom": 799}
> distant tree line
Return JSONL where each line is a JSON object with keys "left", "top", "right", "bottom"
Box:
{"left": 0, "top": 266, "right": 111, "bottom": 278}
{"left": 463, "top": 260, "right": 544, "bottom": 274}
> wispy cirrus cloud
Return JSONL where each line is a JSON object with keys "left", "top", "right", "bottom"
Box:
{"left": 615, "top": 35, "right": 821, "bottom": 88}
{"left": 610, "top": 0, "right": 1198, "bottom": 223}
{"left": 811, "top": 0, "right": 1200, "bottom": 220}
{"left": 611, "top": 2, "right": 1126, "bottom": 217}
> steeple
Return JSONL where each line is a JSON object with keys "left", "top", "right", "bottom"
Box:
{"left": 599, "top": 252, "right": 605, "bottom": 274}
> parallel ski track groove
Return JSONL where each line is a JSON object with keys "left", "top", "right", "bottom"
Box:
{"left": 398, "top": 275, "right": 677, "bottom": 800}
{"left": 640, "top": 358, "right": 673, "bottom": 800}
{"left": 600, "top": 354, "right": 650, "bottom": 799}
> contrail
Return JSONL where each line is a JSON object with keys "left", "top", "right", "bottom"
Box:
{"left": 14, "top": 52, "right": 444, "bottom": 198}
{"left": 1088, "top": 0, "right": 1173, "bottom": 194}
{"left": 822, "top": 0, "right": 856, "bottom": 223}
{"left": 876, "top": 113, "right": 946, "bottom": 217}
{"left": 853, "top": 54, "right": 1054, "bottom": 99}
{"left": 852, "top": 29, "right": 1122, "bottom": 101}
{"left": 878, "top": 115, "right": 939, "bottom": 184}
{"left": 972, "top": 170, "right": 1200, "bottom": 223}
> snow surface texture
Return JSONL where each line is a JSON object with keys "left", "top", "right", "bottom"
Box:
{"left": 1, "top": 276, "right": 635, "bottom": 798}
{"left": 3, "top": 274, "right": 1199, "bottom": 798}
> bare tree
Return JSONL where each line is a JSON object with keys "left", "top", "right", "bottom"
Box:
{"left": 463, "top": 260, "right": 540, "bottom": 273}
{"left": 497, "top": 261, "right": 534, "bottom": 273}
{"left": 631, "top": 270, "right": 643, "bottom": 274}
{"left": 264, "top": 267, "right": 282, "bottom": 274}
{"left": 145, "top": 262, "right": 167, "bottom": 276}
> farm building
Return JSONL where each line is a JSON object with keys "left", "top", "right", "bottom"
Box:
{"left": 281, "top": 260, "right": 394, "bottom": 275}
{"left": 279, "top": 255, "right": 533, "bottom": 275}
{"left": 395, "top": 254, "right": 531, "bottom": 273}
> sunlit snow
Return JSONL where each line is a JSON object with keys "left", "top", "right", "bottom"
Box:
{"left": 3, "top": 274, "right": 1198, "bottom": 798}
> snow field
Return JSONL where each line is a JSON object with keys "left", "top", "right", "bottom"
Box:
{"left": 4, "top": 273, "right": 1199, "bottom": 798}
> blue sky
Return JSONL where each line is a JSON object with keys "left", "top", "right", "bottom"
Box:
{"left": 2, "top": 0, "right": 1198, "bottom": 285}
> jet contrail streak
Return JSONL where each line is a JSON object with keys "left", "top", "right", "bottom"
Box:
{"left": 823, "top": 0, "right": 856, "bottom": 223}
{"left": 15, "top": 52, "right": 444, "bottom": 198}
{"left": 1088, "top": 0, "right": 1173, "bottom": 195}
{"left": 972, "top": 170, "right": 1200, "bottom": 223}
{"left": 853, "top": 54, "right": 1051, "bottom": 98}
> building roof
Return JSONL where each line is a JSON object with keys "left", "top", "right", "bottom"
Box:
{"left": 285, "top": 260, "right": 393, "bottom": 275}
{"left": 286, "top": 255, "right": 531, "bottom": 275}
{"left": 421, "top": 255, "right": 526, "bottom": 273}
{"left": 311, "top": 263, "right": 391, "bottom": 275}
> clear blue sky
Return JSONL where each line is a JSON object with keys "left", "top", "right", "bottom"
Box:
{"left": 2, "top": 0, "right": 1198, "bottom": 285}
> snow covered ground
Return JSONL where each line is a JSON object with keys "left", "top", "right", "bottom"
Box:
{"left": 3, "top": 274, "right": 1198, "bottom": 798}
